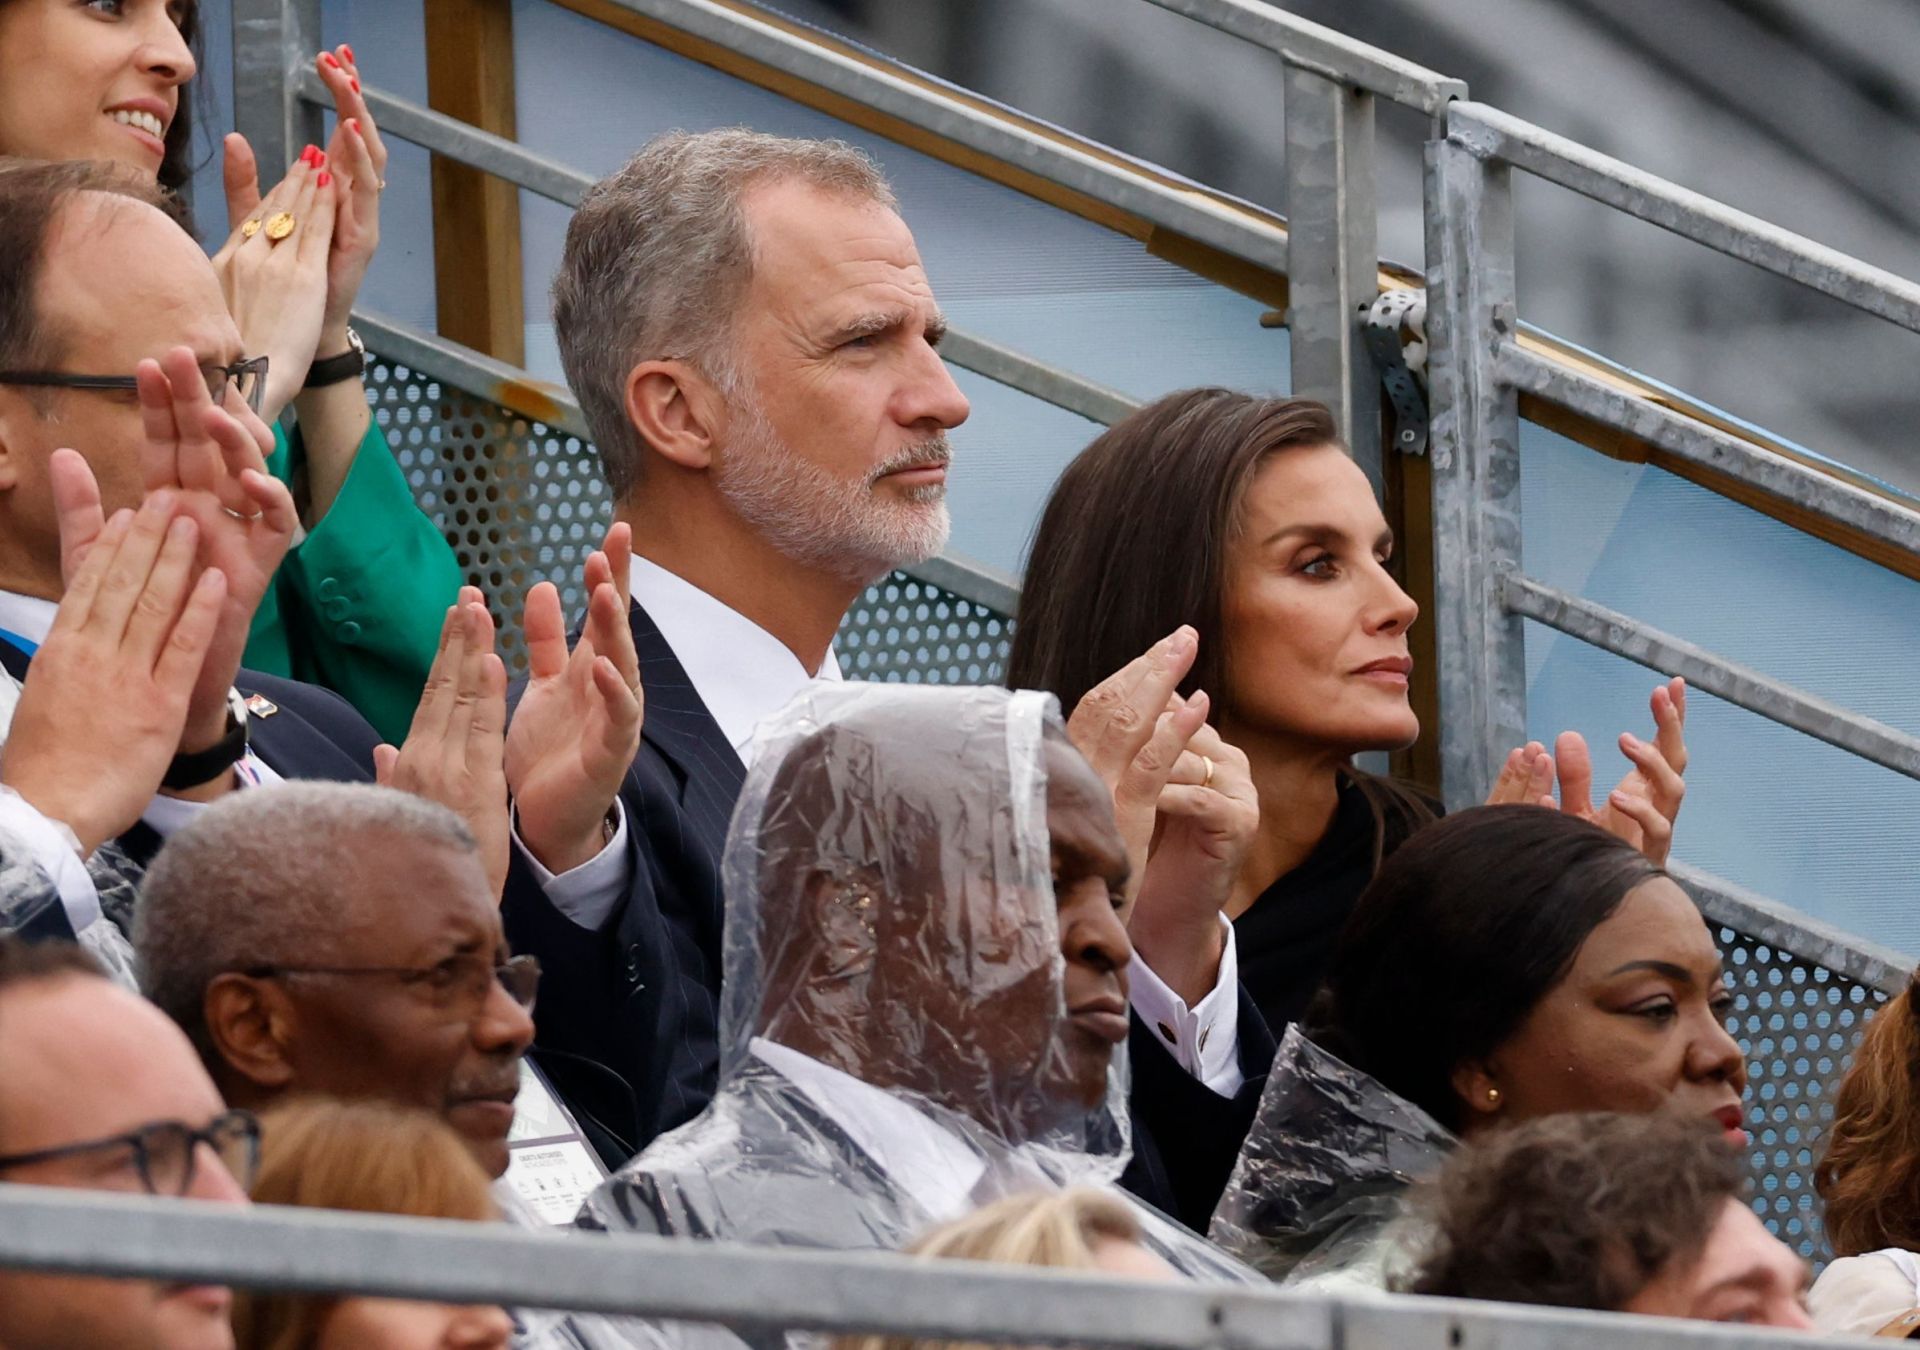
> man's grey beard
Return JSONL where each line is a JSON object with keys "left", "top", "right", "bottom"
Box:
{"left": 714, "top": 387, "right": 952, "bottom": 585}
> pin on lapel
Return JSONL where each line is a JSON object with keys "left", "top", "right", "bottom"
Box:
{"left": 244, "top": 694, "right": 280, "bottom": 720}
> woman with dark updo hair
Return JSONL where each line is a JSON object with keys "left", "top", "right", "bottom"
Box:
{"left": 1209, "top": 805, "right": 1746, "bottom": 1289}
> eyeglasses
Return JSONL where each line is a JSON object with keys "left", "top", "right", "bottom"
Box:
{"left": 243, "top": 952, "right": 541, "bottom": 1016}
{"left": 0, "top": 1109, "right": 260, "bottom": 1197}
{"left": 0, "top": 355, "right": 269, "bottom": 414}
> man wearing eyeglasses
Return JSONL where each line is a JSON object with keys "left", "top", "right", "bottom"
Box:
{"left": 135, "top": 782, "right": 536, "bottom": 1180}
{"left": 0, "top": 160, "right": 388, "bottom": 950}
{"left": 0, "top": 161, "right": 570, "bottom": 972}
{"left": 0, "top": 936, "right": 255, "bottom": 1350}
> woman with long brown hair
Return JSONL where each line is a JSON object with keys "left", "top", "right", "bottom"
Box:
{"left": 1809, "top": 972, "right": 1920, "bottom": 1334}
{"left": 1006, "top": 388, "right": 1687, "bottom": 1037}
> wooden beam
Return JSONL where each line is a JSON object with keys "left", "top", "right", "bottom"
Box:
{"left": 424, "top": 0, "right": 525, "bottom": 365}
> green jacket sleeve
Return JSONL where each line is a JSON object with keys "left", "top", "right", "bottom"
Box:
{"left": 244, "top": 417, "right": 464, "bottom": 743}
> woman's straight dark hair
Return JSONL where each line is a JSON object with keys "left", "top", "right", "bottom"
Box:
{"left": 1306, "top": 804, "right": 1667, "bottom": 1132}
{"left": 1004, "top": 386, "right": 1432, "bottom": 863}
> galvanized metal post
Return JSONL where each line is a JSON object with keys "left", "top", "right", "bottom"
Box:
{"left": 1425, "top": 130, "right": 1526, "bottom": 810}
{"left": 231, "top": 0, "right": 325, "bottom": 190}
{"left": 1283, "top": 65, "right": 1382, "bottom": 491}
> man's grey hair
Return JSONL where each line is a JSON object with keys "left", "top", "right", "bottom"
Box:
{"left": 551, "top": 127, "right": 897, "bottom": 503}
{"left": 133, "top": 783, "right": 476, "bottom": 1062}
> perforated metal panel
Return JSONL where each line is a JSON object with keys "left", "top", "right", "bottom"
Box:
{"left": 366, "top": 354, "right": 1017, "bottom": 678}
{"left": 370, "top": 355, "right": 609, "bottom": 673}
{"left": 1719, "top": 925, "right": 1887, "bottom": 1266}
{"left": 840, "top": 576, "right": 1013, "bottom": 684}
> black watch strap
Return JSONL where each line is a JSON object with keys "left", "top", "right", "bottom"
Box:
{"left": 162, "top": 692, "right": 251, "bottom": 790}
{"left": 304, "top": 327, "right": 366, "bottom": 390}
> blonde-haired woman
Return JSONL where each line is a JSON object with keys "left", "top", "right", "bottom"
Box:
{"left": 232, "top": 1099, "right": 512, "bottom": 1350}
{"left": 834, "top": 1188, "right": 1170, "bottom": 1350}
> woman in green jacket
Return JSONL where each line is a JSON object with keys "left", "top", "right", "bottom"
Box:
{"left": 0, "top": 0, "right": 462, "bottom": 741}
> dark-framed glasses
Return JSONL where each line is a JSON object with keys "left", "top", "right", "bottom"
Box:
{"left": 0, "top": 1109, "right": 260, "bottom": 1197}
{"left": 0, "top": 355, "right": 269, "bottom": 414}
{"left": 243, "top": 952, "right": 540, "bottom": 1016}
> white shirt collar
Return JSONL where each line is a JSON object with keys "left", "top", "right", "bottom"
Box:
{"left": 0, "top": 590, "right": 58, "bottom": 649}
{"left": 0, "top": 592, "right": 55, "bottom": 740}
{"left": 627, "top": 556, "right": 842, "bottom": 768}
{"left": 749, "top": 1037, "right": 986, "bottom": 1221}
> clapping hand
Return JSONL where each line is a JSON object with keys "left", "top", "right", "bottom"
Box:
{"left": 1, "top": 455, "right": 227, "bottom": 854}
{"left": 135, "top": 347, "right": 298, "bottom": 762}
{"left": 505, "top": 524, "right": 644, "bottom": 875}
{"left": 1488, "top": 677, "right": 1688, "bottom": 864}
{"left": 1065, "top": 626, "right": 1207, "bottom": 914}
{"left": 1132, "top": 711, "right": 1259, "bottom": 1003}
{"left": 310, "top": 45, "right": 388, "bottom": 343}
{"left": 210, "top": 146, "right": 336, "bottom": 421}
{"left": 377, "top": 587, "right": 510, "bottom": 899}
{"left": 1066, "top": 628, "right": 1259, "bottom": 1002}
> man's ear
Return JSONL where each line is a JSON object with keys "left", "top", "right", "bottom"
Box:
{"left": 1450, "top": 1058, "right": 1506, "bottom": 1130}
{"left": 623, "top": 359, "right": 729, "bottom": 473}
{"left": 203, "top": 974, "right": 297, "bottom": 1091}
{"left": 0, "top": 397, "right": 33, "bottom": 492}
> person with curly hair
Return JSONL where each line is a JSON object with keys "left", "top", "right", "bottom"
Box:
{"left": 1400, "top": 1112, "right": 1810, "bottom": 1328}
{"left": 1810, "top": 970, "right": 1920, "bottom": 1334}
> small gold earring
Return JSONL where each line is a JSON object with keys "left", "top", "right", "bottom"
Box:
{"left": 1486, "top": 1087, "right": 1502, "bottom": 1106}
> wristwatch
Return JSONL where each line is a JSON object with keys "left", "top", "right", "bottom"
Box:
{"left": 304, "top": 326, "right": 366, "bottom": 390}
{"left": 161, "top": 689, "right": 251, "bottom": 790}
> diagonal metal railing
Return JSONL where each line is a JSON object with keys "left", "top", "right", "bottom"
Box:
{"left": 0, "top": 1186, "right": 1857, "bottom": 1350}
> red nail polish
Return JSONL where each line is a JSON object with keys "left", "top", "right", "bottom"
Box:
{"left": 317, "top": 171, "right": 332, "bottom": 188}
{"left": 302, "top": 144, "right": 318, "bottom": 164}
{"left": 342, "top": 44, "right": 355, "bottom": 64}
{"left": 346, "top": 118, "right": 360, "bottom": 135}
{"left": 350, "top": 78, "right": 360, "bottom": 93}
{"left": 321, "top": 52, "right": 339, "bottom": 69}
{"left": 314, "top": 150, "right": 327, "bottom": 166}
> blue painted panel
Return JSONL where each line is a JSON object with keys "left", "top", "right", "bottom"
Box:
{"left": 1521, "top": 420, "right": 1920, "bottom": 958}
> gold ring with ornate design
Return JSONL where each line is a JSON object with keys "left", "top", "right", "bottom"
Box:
{"left": 1201, "top": 756, "right": 1215, "bottom": 789}
{"left": 264, "top": 212, "right": 296, "bottom": 242}
{"left": 241, "top": 218, "right": 263, "bottom": 239}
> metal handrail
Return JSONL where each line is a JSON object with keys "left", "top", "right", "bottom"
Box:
{"left": 1137, "top": 0, "right": 1466, "bottom": 115}
{"left": 536, "top": 0, "right": 1292, "bottom": 276}
{"left": 1680, "top": 864, "right": 1912, "bottom": 996}
{"left": 0, "top": 1186, "right": 1861, "bottom": 1350}
{"left": 1450, "top": 101, "right": 1920, "bottom": 337}
{"left": 1499, "top": 572, "right": 1920, "bottom": 782}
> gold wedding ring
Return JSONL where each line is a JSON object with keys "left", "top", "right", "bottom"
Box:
{"left": 240, "top": 218, "right": 263, "bottom": 239}
{"left": 264, "top": 212, "right": 296, "bottom": 241}
{"left": 1201, "top": 756, "right": 1215, "bottom": 788}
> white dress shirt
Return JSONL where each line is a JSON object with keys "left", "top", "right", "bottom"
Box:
{"left": 0, "top": 589, "right": 279, "bottom": 943}
{"left": 1809, "top": 1250, "right": 1920, "bottom": 1336}
{"left": 509, "top": 558, "right": 1242, "bottom": 1096}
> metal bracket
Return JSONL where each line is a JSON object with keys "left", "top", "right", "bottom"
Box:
{"left": 1361, "top": 287, "right": 1429, "bottom": 455}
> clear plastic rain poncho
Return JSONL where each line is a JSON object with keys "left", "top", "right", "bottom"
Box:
{"left": 0, "top": 814, "right": 141, "bottom": 988}
{"left": 569, "top": 684, "right": 1252, "bottom": 1345}
{"left": 1208, "top": 1024, "right": 1456, "bottom": 1292}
